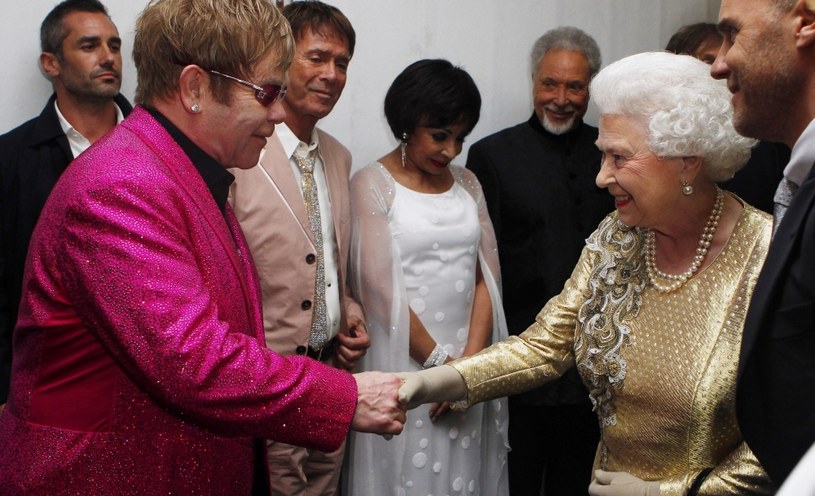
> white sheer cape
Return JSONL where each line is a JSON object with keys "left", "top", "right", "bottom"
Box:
{"left": 345, "top": 162, "right": 509, "bottom": 495}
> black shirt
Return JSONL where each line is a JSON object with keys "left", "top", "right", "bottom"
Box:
{"left": 144, "top": 107, "right": 234, "bottom": 214}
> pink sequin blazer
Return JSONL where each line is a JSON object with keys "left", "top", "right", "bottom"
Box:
{"left": 0, "top": 107, "right": 357, "bottom": 495}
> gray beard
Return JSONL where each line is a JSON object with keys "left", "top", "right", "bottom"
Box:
{"left": 541, "top": 113, "right": 576, "bottom": 135}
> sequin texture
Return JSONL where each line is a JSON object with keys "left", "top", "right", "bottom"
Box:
{"left": 0, "top": 107, "right": 358, "bottom": 494}
{"left": 452, "top": 204, "right": 775, "bottom": 495}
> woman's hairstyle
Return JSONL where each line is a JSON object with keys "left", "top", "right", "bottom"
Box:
{"left": 590, "top": 51, "right": 756, "bottom": 182}
{"left": 133, "top": 0, "right": 294, "bottom": 105}
{"left": 41, "top": 0, "right": 110, "bottom": 57}
{"left": 665, "top": 22, "right": 722, "bottom": 56}
{"left": 384, "top": 59, "right": 481, "bottom": 140}
{"left": 283, "top": 0, "right": 355, "bottom": 58}
{"left": 530, "top": 26, "right": 601, "bottom": 79}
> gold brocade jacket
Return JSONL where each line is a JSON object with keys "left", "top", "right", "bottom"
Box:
{"left": 452, "top": 203, "right": 775, "bottom": 495}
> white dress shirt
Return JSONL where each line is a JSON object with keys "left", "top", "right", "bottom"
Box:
{"left": 273, "top": 123, "right": 341, "bottom": 340}
{"left": 55, "top": 99, "right": 126, "bottom": 159}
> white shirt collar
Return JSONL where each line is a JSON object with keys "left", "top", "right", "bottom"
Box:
{"left": 275, "top": 122, "right": 320, "bottom": 159}
{"left": 54, "top": 99, "right": 126, "bottom": 158}
{"left": 785, "top": 117, "right": 815, "bottom": 187}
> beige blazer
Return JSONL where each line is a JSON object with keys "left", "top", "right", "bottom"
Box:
{"left": 230, "top": 130, "right": 363, "bottom": 355}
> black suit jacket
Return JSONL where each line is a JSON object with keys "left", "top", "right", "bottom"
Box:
{"left": 466, "top": 115, "right": 613, "bottom": 406}
{"left": 737, "top": 159, "right": 815, "bottom": 486}
{"left": 0, "top": 93, "right": 133, "bottom": 402}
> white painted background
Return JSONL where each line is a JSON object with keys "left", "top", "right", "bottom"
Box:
{"left": 0, "top": 0, "right": 721, "bottom": 168}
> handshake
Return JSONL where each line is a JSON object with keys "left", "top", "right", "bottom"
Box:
{"left": 353, "top": 367, "right": 661, "bottom": 496}
{"left": 350, "top": 365, "right": 466, "bottom": 435}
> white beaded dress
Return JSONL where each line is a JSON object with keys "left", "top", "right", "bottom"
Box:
{"left": 346, "top": 163, "right": 509, "bottom": 496}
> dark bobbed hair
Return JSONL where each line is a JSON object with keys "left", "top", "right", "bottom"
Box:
{"left": 41, "top": 0, "right": 110, "bottom": 57}
{"left": 665, "top": 22, "right": 722, "bottom": 56}
{"left": 384, "top": 59, "right": 481, "bottom": 140}
{"left": 283, "top": 0, "right": 355, "bottom": 57}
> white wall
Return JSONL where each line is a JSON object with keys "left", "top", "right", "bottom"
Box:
{"left": 0, "top": 0, "right": 721, "bottom": 169}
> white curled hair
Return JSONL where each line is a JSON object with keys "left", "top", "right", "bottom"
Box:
{"left": 590, "top": 51, "right": 757, "bottom": 182}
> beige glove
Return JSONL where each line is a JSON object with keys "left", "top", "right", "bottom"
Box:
{"left": 589, "top": 470, "right": 661, "bottom": 496}
{"left": 396, "top": 365, "right": 467, "bottom": 410}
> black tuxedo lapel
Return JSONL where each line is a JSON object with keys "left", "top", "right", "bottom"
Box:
{"left": 740, "top": 161, "right": 815, "bottom": 377}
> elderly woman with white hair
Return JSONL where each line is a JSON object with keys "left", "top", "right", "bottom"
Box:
{"left": 397, "top": 51, "right": 775, "bottom": 496}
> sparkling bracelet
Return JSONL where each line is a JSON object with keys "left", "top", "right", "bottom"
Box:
{"left": 422, "top": 344, "right": 448, "bottom": 369}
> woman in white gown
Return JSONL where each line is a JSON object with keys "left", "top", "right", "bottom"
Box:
{"left": 346, "top": 59, "right": 509, "bottom": 496}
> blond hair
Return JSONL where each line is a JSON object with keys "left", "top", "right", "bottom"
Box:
{"left": 133, "top": 0, "right": 294, "bottom": 105}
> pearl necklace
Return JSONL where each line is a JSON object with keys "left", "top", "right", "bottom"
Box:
{"left": 645, "top": 186, "right": 724, "bottom": 293}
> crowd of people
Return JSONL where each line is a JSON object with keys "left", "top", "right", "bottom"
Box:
{"left": 1, "top": 0, "right": 814, "bottom": 495}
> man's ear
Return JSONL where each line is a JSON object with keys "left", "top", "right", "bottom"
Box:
{"left": 796, "top": 0, "right": 815, "bottom": 48}
{"left": 178, "top": 65, "right": 205, "bottom": 114}
{"left": 40, "top": 52, "right": 60, "bottom": 79}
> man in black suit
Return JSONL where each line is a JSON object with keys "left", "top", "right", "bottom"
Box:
{"left": 0, "top": 0, "right": 131, "bottom": 410}
{"left": 711, "top": 0, "right": 815, "bottom": 488}
{"left": 466, "top": 26, "right": 613, "bottom": 496}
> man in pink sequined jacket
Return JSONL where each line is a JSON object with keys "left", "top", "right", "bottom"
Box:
{"left": 0, "top": 1, "right": 405, "bottom": 494}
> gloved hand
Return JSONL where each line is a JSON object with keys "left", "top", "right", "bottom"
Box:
{"left": 396, "top": 365, "right": 466, "bottom": 410}
{"left": 588, "top": 470, "right": 661, "bottom": 496}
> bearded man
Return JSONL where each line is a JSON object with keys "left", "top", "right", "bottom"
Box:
{"left": 465, "top": 25, "right": 613, "bottom": 496}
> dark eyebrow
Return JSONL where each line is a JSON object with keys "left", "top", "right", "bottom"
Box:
{"left": 76, "top": 35, "right": 101, "bottom": 44}
{"left": 303, "top": 48, "right": 350, "bottom": 61}
{"left": 303, "top": 48, "right": 331, "bottom": 57}
{"left": 76, "top": 35, "right": 122, "bottom": 45}
{"left": 716, "top": 18, "right": 736, "bottom": 34}
{"left": 542, "top": 77, "right": 586, "bottom": 86}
